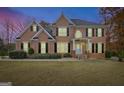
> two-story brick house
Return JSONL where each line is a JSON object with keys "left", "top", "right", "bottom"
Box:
{"left": 16, "top": 13, "right": 106, "bottom": 59}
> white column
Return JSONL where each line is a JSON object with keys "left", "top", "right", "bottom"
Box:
{"left": 73, "top": 39, "right": 75, "bottom": 50}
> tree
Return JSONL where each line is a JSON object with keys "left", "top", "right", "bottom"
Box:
{"left": 0, "top": 38, "right": 4, "bottom": 50}
{"left": 100, "top": 8, "right": 124, "bottom": 61}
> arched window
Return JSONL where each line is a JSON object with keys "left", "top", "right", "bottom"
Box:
{"left": 75, "top": 30, "right": 82, "bottom": 38}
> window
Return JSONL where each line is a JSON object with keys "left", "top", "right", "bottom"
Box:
{"left": 75, "top": 30, "right": 82, "bottom": 38}
{"left": 88, "top": 28, "right": 92, "bottom": 37}
{"left": 88, "top": 42, "right": 92, "bottom": 53}
{"left": 97, "top": 28, "right": 102, "bottom": 37}
{"left": 57, "top": 42, "right": 68, "bottom": 53}
{"left": 31, "top": 25, "right": 38, "bottom": 32}
{"left": 23, "top": 42, "right": 28, "bottom": 52}
{"left": 58, "top": 27, "right": 67, "bottom": 36}
{"left": 41, "top": 42, "right": 46, "bottom": 53}
{"left": 98, "top": 43, "right": 102, "bottom": 53}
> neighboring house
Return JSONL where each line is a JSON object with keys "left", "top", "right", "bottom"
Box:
{"left": 16, "top": 13, "right": 106, "bottom": 59}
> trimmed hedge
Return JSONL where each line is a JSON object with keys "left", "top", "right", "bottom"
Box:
{"left": 63, "top": 53, "right": 72, "bottom": 58}
{"left": 9, "top": 51, "right": 27, "bottom": 59}
{"left": 28, "top": 53, "right": 61, "bottom": 59}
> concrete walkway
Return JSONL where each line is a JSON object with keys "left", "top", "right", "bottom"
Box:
{"left": 0, "top": 58, "right": 85, "bottom": 62}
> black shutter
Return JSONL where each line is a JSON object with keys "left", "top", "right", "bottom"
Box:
{"left": 46, "top": 43, "right": 48, "bottom": 53}
{"left": 28, "top": 42, "right": 30, "bottom": 48}
{"left": 38, "top": 42, "right": 41, "bottom": 53}
{"left": 86, "top": 28, "right": 88, "bottom": 37}
{"left": 92, "top": 43, "right": 94, "bottom": 53}
{"left": 21, "top": 43, "right": 23, "bottom": 50}
{"left": 54, "top": 43, "right": 57, "bottom": 53}
{"left": 37, "top": 26, "right": 39, "bottom": 32}
{"left": 102, "top": 43, "right": 104, "bottom": 53}
{"left": 96, "top": 43, "right": 98, "bottom": 53}
{"left": 68, "top": 43, "right": 70, "bottom": 53}
{"left": 31, "top": 26, "right": 33, "bottom": 31}
{"left": 92, "top": 28, "right": 94, "bottom": 37}
{"left": 56, "top": 28, "right": 58, "bottom": 36}
{"left": 96, "top": 28, "right": 98, "bottom": 37}
{"left": 67, "top": 27, "right": 69, "bottom": 36}
{"left": 102, "top": 28, "right": 104, "bottom": 37}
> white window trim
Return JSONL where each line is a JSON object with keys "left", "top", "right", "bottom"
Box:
{"left": 33, "top": 25, "right": 37, "bottom": 32}
{"left": 98, "top": 28, "right": 102, "bottom": 37}
{"left": 41, "top": 42, "right": 46, "bottom": 54}
{"left": 57, "top": 42, "right": 68, "bottom": 53}
{"left": 58, "top": 27, "right": 67, "bottom": 36}
{"left": 88, "top": 28, "right": 92, "bottom": 37}
{"left": 23, "top": 42, "right": 28, "bottom": 52}
{"left": 75, "top": 30, "right": 82, "bottom": 38}
{"left": 98, "top": 43, "right": 102, "bottom": 53}
{"left": 88, "top": 42, "right": 92, "bottom": 53}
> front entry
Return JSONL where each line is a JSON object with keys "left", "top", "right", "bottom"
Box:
{"left": 75, "top": 43, "right": 82, "bottom": 55}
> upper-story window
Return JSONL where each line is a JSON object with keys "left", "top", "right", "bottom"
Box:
{"left": 87, "top": 28, "right": 92, "bottom": 37}
{"left": 75, "top": 30, "right": 82, "bottom": 38}
{"left": 97, "top": 28, "right": 102, "bottom": 37}
{"left": 31, "top": 24, "right": 39, "bottom": 32}
{"left": 96, "top": 28, "right": 104, "bottom": 37}
{"left": 58, "top": 27, "right": 67, "bottom": 36}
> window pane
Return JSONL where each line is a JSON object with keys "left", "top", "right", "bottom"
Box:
{"left": 88, "top": 28, "right": 92, "bottom": 37}
{"left": 23, "top": 42, "right": 28, "bottom": 52}
{"left": 41, "top": 42, "right": 46, "bottom": 53}
{"left": 88, "top": 42, "right": 92, "bottom": 53}
{"left": 33, "top": 25, "right": 37, "bottom": 32}
{"left": 58, "top": 27, "right": 67, "bottom": 36}
{"left": 98, "top": 43, "right": 102, "bottom": 53}
{"left": 98, "top": 28, "right": 102, "bottom": 37}
{"left": 75, "top": 30, "right": 82, "bottom": 38}
{"left": 57, "top": 42, "right": 68, "bottom": 53}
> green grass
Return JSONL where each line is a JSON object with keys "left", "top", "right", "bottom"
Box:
{"left": 0, "top": 60, "right": 124, "bottom": 85}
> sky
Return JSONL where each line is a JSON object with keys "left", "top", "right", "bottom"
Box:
{"left": 10, "top": 7, "right": 101, "bottom": 23}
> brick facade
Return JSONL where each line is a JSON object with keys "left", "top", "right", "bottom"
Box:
{"left": 16, "top": 14, "right": 106, "bottom": 59}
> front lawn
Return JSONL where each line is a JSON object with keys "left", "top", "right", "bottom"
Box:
{"left": 0, "top": 60, "right": 124, "bottom": 85}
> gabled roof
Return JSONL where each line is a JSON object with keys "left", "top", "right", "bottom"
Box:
{"left": 31, "top": 22, "right": 55, "bottom": 40}
{"left": 16, "top": 20, "right": 35, "bottom": 39}
{"left": 53, "top": 13, "right": 74, "bottom": 25}
{"left": 70, "top": 19, "right": 100, "bottom": 25}
{"left": 16, "top": 20, "right": 55, "bottom": 40}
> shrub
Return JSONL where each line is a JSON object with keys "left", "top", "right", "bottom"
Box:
{"left": 63, "top": 53, "right": 72, "bottom": 58}
{"left": 49, "top": 54, "right": 61, "bottom": 59}
{"left": 28, "top": 48, "right": 34, "bottom": 55}
{"left": 0, "top": 50, "right": 8, "bottom": 56}
{"left": 118, "top": 51, "right": 124, "bottom": 62}
{"left": 28, "top": 53, "right": 61, "bottom": 59}
{"left": 105, "top": 51, "right": 117, "bottom": 58}
{"left": 9, "top": 51, "right": 27, "bottom": 59}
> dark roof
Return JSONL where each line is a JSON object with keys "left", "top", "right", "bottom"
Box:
{"left": 44, "top": 26, "right": 54, "bottom": 37}
{"left": 71, "top": 19, "right": 100, "bottom": 25}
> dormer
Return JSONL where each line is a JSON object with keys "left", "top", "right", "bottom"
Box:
{"left": 31, "top": 24, "right": 39, "bottom": 32}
